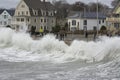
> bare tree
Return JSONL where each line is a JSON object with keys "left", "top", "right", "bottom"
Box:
{"left": 71, "top": 1, "right": 86, "bottom": 11}
{"left": 111, "top": 0, "right": 120, "bottom": 7}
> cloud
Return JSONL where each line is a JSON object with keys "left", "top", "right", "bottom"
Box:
{"left": 0, "top": 0, "right": 112, "bottom": 9}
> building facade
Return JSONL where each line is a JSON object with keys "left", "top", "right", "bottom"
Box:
{"left": 106, "top": 2, "right": 120, "bottom": 31}
{"left": 0, "top": 9, "right": 14, "bottom": 27}
{"left": 12, "top": 0, "right": 56, "bottom": 32}
{"left": 67, "top": 11, "right": 106, "bottom": 31}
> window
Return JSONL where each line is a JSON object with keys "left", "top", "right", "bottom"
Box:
{"left": 102, "top": 19, "right": 104, "bottom": 23}
{"left": 21, "top": 18, "right": 24, "bottom": 22}
{"left": 93, "top": 26, "right": 97, "bottom": 31}
{"left": 41, "top": 19, "right": 43, "bottom": 23}
{"left": 4, "top": 21, "right": 7, "bottom": 25}
{"left": 22, "top": 11, "right": 24, "bottom": 15}
{"left": 4, "top": 15, "right": 7, "bottom": 19}
{"left": 114, "top": 23, "right": 120, "bottom": 29}
{"left": 46, "top": 12, "right": 48, "bottom": 16}
{"left": 27, "top": 18, "right": 29, "bottom": 22}
{"left": 84, "top": 20, "right": 87, "bottom": 25}
{"left": 44, "top": 26, "right": 46, "bottom": 30}
{"left": 35, "top": 19, "right": 36, "bottom": 23}
{"left": 26, "top": 11, "right": 28, "bottom": 15}
{"left": 72, "top": 20, "right": 76, "bottom": 26}
{"left": 21, "top": 5, "right": 25, "bottom": 8}
{"left": 16, "top": 18, "right": 20, "bottom": 21}
{"left": 99, "top": 20, "right": 101, "bottom": 24}
{"left": 44, "top": 19, "right": 46, "bottom": 23}
{"left": 43, "top": 12, "right": 45, "bottom": 16}
{"left": 4, "top": 12, "right": 6, "bottom": 14}
{"left": 51, "top": 13, "right": 53, "bottom": 16}
{"left": 35, "top": 12, "right": 37, "bottom": 15}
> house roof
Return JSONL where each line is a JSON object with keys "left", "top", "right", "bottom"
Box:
{"left": 6, "top": 10, "right": 15, "bottom": 16}
{"left": 23, "top": 0, "right": 55, "bottom": 11}
{"left": 0, "top": 9, "right": 5, "bottom": 14}
{"left": 0, "top": 9, "right": 15, "bottom": 16}
{"left": 67, "top": 11, "right": 106, "bottom": 19}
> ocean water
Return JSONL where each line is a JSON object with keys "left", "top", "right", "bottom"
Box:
{"left": 0, "top": 28, "right": 120, "bottom": 80}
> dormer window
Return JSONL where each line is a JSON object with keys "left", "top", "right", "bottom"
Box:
{"left": 21, "top": 5, "right": 25, "bottom": 8}
{"left": 51, "top": 13, "right": 53, "bottom": 16}
{"left": 35, "top": 12, "right": 37, "bottom": 15}
{"left": 34, "top": 11, "right": 38, "bottom": 15}
{"left": 4, "top": 12, "right": 6, "bottom": 14}
{"left": 43, "top": 12, "right": 46, "bottom": 16}
{"left": 22, "top": 11, "right": 24, "bottom": 15}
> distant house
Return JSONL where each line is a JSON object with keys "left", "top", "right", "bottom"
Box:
{"left": 67, "top": 11, "right": 106, "bottom": 31}
{"left": 106, "top": 2, "right": 120, "bottom": 31}
{"left": 12, "top": 0, "right": 56, "bottom": 32}
{"left": 0, "top": 9, "right": 15, "bottom": 27}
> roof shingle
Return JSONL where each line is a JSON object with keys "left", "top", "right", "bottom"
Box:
{"left": 23, "top": 0, "right": 54, "bottom": 10}
{"left": 68, "top": 11, "right": 106, "bottom": 19}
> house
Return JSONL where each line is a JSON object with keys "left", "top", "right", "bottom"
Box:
{"left": 67, "top": 11, "right": 106, "bottom": 31}
{"left": 12, "top": 0, "right": 56, "bottom": 32}
{"left": 0, "top": 9, "right": 15, "bottom": 27}
{"left": 106, "top": 2, "right": 120, "bottom": 31}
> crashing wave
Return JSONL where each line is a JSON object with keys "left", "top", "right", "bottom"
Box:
{"left": 0, "top": 28, "right": 120, "bottom": 63}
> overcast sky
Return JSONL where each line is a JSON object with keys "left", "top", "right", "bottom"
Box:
{"left": 0, "top": 0, "right": 113, "bottom": 9}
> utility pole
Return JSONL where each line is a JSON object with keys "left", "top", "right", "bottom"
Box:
{"left": 97, "top": 0, "right": 99, "bottom": 37}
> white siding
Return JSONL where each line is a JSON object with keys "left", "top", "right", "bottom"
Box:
{"left": 0, "top": 10, "right": 12, "bottom": 27}
{"left": 68, "top": 18, "right": 106, "bottom": 31}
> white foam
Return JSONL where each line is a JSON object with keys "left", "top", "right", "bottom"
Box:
{"left": 0, "top": 28, "right": 120, "bottom": 63}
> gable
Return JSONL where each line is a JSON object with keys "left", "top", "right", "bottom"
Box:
{"left": 16, "top": 0, "right": 29, "bottom": 11}
{"left": 1, "top": 10, "right": 11, "bottom": 17}
{"left": 115, "top": 7, "right": 120, "bottom": 13}
{"left": 113, "top": 2, "right": 120, "bottom": 14}
{"left": 15, "top": 0, "right": 30, "bottom": 16}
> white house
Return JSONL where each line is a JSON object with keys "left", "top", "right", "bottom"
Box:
{"left": 0, "top": 9, "right": 15, "bottom": 27}
{"left": 12, "top": 0, "right": 56, "bottom": 32}
{"left": 67, "top": 11, "right": 107, "bottom": 31}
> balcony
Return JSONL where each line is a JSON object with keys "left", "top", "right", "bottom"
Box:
{"left": 11, "top": 21, "right": 27, "bottom": 25}
{"left": 106, "top": 17, "right": 120, "bottom": 23}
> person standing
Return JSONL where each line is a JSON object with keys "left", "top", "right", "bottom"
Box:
{"left": 39, "top": 27, "right": 44, "bottom": 36}
{"left": 93, "top": 31, "right": 97, "bottom": 41}
{"left": 31, "top": 26, "right": 36, "bottom": 36}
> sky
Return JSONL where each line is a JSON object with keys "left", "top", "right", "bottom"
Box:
{"left": 0, "top": 0, "right": 113, "bottom": 9}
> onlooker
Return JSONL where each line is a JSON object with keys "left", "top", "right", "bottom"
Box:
{"left": 39, "top": 27, "right": 44, "bottom": 36}
{"left": 31, "top": 26, "right": 36, "bottom": 35}
{"left": 93, "top": 31, "right": 97, "bottom": 41}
